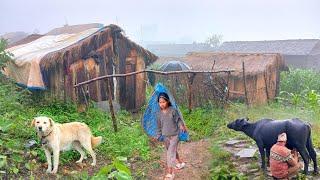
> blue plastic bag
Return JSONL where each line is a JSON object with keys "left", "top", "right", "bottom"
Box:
{"left": 157, "top": 131, "right": 189, "bottom": 142}
{"left": 178, "top": 131, "right": 189, "bottom": 142}
{"left": 142, "top": 83, "right": 189, "bottom": 142}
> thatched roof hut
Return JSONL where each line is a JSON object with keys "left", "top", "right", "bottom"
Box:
{"left": 5, "top": 24, "right": 157, "bottom": 111}
{"left": 154, "top": 52, "right": 285, "bottom": 105}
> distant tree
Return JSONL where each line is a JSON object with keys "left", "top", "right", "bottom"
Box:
{"left": 205, "top": 34, "right": 223, "bottom": 48}
{"left": 0, "top": 38, "right": 13, "bottom": 71}
{"left": 33, "top": 28, "right": 40, "bottom": 34}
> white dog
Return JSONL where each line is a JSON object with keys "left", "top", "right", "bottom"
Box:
{"left": 31, "top": 116, "right": 102, "bottom": 174}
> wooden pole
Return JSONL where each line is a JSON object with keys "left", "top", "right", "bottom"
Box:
{"left": 187, "top": 73, "right": 196, "bottom": 113}
{"left": 80, "top": 85, "right": 89, "bottom": 108}
{"left": 242, "top": 62, "right": 249, "bottom": 106}
{"left": 211, "top": 60, "right": 216, "bottom": 71}
{"left": 106, "top": 78, "right": 118, "bottom": 132}
{"left": 225, "top": 71, "right": 231, "bottom": 103}
{"left": 263, "top": 71, "right": 269, "bottom": 103}
{"left": 74, "top": 69, "right": 235, "bottom": 88}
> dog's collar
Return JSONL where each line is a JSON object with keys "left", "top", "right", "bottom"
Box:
{"left": 40, "top": 130, "right": 53, "bottom": 145}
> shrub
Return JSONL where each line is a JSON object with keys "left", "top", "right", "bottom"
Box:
{"left": 0, "top": 38, "right": 13, "bottom": 70}
{"left": 280, "top": 68, "right": 320, "bottom": 95}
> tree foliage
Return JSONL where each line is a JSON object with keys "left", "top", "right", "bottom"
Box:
{"left": 205, "top": 34, "right": 223, "bottom": 49}
{"left": 0, "top": 38, "right": 13, "bottom": 70}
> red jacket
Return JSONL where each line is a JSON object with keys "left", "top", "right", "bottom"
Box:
{"left": 270, "top": 143, "right": 293, "bottom": 178}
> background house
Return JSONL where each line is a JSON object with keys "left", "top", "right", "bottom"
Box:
{"left": 216, "top": 39, "right": 320, "bottom": 70}
{"left": 154, "top": 52, "right": 285, "bottom": 106}
{"left": 147, "top": 43, "right": 214, "bottom": 57}
{"left": 0, "top": 31, "right": 29, "bottom": 45}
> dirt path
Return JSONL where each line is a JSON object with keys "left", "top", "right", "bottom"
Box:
{"left": 147, "top": 139, "right": 211, "bottom": 180}
{"left": 29, "top": 154, "right": 109, "bottom": 179}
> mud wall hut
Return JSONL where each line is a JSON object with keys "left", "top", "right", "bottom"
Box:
{"left": 153, "top": 52, "right": 285, "bottom": 106}
{"left": 4, "top": 24, "right": 157, "bottom": 111}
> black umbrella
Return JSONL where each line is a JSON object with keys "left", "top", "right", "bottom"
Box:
{"left": 159, "top": 61, "right": 191, "bottom": 72}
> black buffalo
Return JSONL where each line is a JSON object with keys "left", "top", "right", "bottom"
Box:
{"left": 227, "top": 118, "right": 318, "bottom": 174}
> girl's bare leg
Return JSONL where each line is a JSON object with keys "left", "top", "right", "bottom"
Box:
{"left": 176, "top": 152, "right": 183, "bottom": 163}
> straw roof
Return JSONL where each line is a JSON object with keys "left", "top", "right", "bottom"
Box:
{"left": 155, "top": 52, "right": 284, "bottom": 76}
{"left": 40, "top": 24, "right": 157, "bottom": 69}
{"left": 184, "top": 52, "right": 284, "bottom": 75}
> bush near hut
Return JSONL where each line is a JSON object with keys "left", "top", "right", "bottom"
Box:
{"left": 0, "top": 39, "right": 13, "bottom": 70}
{"left": 279, "top": 68, "right": 320, "bottom": 112}
{"left": 280, "top": 68, "right": 320, "bottom": 95}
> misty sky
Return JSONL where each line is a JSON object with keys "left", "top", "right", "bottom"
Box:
{"left": 1, "top": 0, "right": 319, "bottom": 43}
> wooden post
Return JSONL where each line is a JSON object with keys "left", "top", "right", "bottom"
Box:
{"left": 106, "top": 78, "right": 118, "bottom": 132}
{"left": 225, "top": 71, "right": 231, "bottom": 102}
{"left": 188, "top": 83, "right": 192, "bottom": 113}
{"left": 187, "top": 73, "right": 196, "bottom": 113}
{"left": 263, "top": 71, "right": 269, "bottom": 103}
{"left": 211, "top": 60, "right": 216, "bottom": 71}
{"left": 80, "top": 85, "right": 89, "bottom": 107}
{"left": 242, "top": 62, "right": 249, "bottom": 106}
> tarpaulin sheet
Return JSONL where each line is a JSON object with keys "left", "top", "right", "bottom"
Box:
{"left": 4, "top": 27, "right": 101, "bottom": 90}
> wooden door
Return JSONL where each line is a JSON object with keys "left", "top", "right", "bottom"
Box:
{"left": 125, "top": 63, "right": 136, "bottom": 110}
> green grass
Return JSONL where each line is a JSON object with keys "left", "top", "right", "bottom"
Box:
{"left": 35, "top": 102, "right": 151, "bottom": 162}
{"left": 0, "top": 79, "right": 149, "bottom": 178}
{"left": 210, "top": 144, "right": 247, "bottom": 180}
{"left": 181, "top": 106, "right": 225, "bottom": 140}
{"left": 2, "top": 68, "right": 320, "bottom": 178}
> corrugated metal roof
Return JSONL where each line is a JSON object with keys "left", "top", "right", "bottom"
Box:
{"left": 217, "top": 39, "right": 320, "bottom": 55}
{"left": 147, "top": 43, "right": 214, "bottom": 57}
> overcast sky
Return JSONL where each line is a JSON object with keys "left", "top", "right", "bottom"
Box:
{"left": 1, "top": 0, "right": 319, "bottom": 43}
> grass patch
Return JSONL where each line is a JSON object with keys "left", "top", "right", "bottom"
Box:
{"left": 210, "top": 144, "right": 247, "bottom": 179}
{"left": 181, "top": 106, "right": 225, "bottom": 140}
{"left": 0, "top": 79, "right": 150, "bottom": 178}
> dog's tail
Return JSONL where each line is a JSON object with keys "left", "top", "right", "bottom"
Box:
{"left": 91, "top": 136, "right": 102, "bottom": 148}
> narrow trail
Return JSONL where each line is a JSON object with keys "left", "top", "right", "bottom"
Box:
{"left": 147, "top": 139, "right": 212, "bottom": 180}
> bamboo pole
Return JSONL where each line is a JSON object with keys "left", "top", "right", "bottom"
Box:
{"left": 242, "top": 62, "right": 249, "bottom": 106}
{"left": 106, "top": 78, "right": 118, "bottom": 132}
{"left": 74, "top": 69, "right": 235, "bottom": 88}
